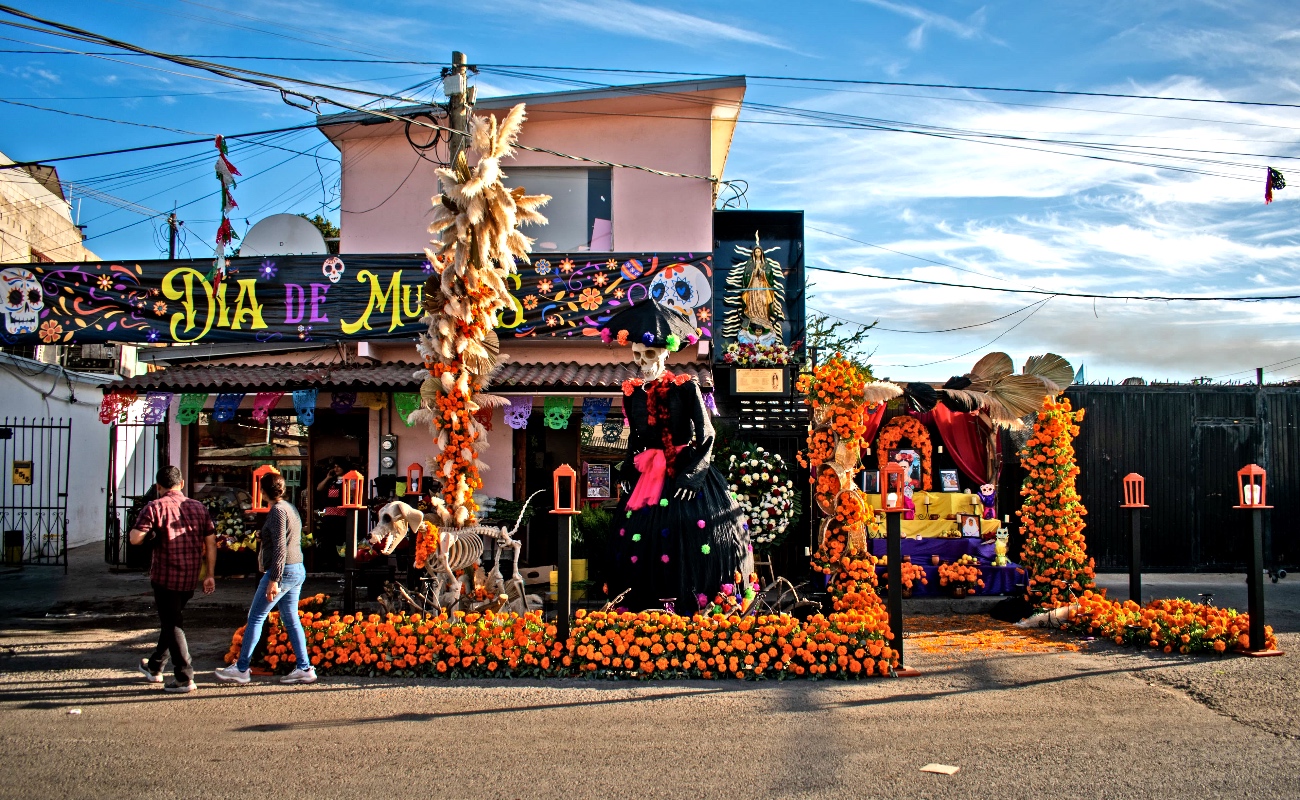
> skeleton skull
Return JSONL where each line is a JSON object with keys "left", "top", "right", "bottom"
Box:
{"left": 0, "top": 267, "right": 43, "bottom": 335}
{"left": 322, "top": 256, "right": 346, "bottom": 284}
{"left": 368, "top": 500, "right": 427, "bottom": 555}
{"left": 631, "top": 342, "right": 668, "bottom": 380}
{"left": 648, "top": 264, "right": 711, "bottom": 325}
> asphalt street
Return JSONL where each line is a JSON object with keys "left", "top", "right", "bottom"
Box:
{"left": 1, "top": 548, "right": 1296, "bottom": 799}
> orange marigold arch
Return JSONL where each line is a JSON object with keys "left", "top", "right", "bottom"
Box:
{"left": 876, "top": 415, "right": 933, "bottom": 491}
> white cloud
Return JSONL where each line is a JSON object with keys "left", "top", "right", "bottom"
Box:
{"left": 857, "top": 0, "right": 1001, "bottom": 47}
{"left": 499, "top": 0, "right": 792, "bottom": 50}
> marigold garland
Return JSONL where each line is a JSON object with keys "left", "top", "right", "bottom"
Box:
{"left": 227, "top": 606, "right": 900, "bottom": 680}
{"left": 876, "top": 415, "right": 933, "bottom": 491}
{"left": 1066, "top": 591, "right": 1278, "bottom": 654}
{"left": 1017, "top": 395, "right": 1096, "bottom": 609}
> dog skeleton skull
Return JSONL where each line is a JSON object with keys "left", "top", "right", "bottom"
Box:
{"left": 321, "top": 256, "right": 345, "bottom": 284}
{"left": 369, "top": 500, "right": 426, "bottom": 555}
{"left": 631, "top": 342, "right": 667, "bottom": 380}
{"left": 0, "top": 268, "right": 42, "bottom": 336}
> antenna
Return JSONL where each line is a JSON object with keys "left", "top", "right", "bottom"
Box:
{"left": 239, "top": 213, "right": 329, "bottom": 257}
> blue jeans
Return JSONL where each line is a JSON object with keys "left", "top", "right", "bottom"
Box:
{"left": 237, "top": 563, "right": 310, "bottom": 672}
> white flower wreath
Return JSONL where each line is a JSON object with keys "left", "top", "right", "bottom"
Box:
{"left": 725, "top": 445, "right": 797, "bottom": 550}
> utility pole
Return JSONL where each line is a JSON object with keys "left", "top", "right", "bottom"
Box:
{"left": 167, "top": 210, "right": 180, "bottom": 260}
{"left": 444, "top": 51, "right": 475, "bottom": 167}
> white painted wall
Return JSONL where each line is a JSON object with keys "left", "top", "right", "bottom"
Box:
{"left": 0, "top": 353, "right": 141, "bottom": 549}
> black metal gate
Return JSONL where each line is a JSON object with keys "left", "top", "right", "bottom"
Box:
{"left": 105, "top": 422, "right": 164, "bottom": 568}
{"left": 0, "top": 417, "right": 72, "bottom": 571}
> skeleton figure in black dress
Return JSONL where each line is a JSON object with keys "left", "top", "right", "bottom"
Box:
{"left": 605, "top": 302, "right": 753, "bottom": 612}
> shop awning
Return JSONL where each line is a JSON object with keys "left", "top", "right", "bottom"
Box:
{"left": 105, "top": 360, "right": 712, "bottom": 394}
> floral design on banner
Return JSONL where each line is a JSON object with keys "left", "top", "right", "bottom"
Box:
{"left": 472, "top": 408, "right": 494, "bottom": 431}
{"left": 601, "top": 419, "right": 625, "bottom": 444}
{"left": 292, "top": 389, "right": 318, "bottom": 426}
{"left": 211, "top": 392, "right": 245, "bottom": 423}
{"left": 580, "top": 397, "right": 612, "bottom": 427}
{"left": 251, "top": 391, "right": 284, "bottom": 423}
{"left": 543, "top": 396, "right": 573, "bottom": 430}
{"left": 140, "top": 392, "right": 173, "bottom": 425}
{"left": 175, "top": 393, "right": 208, "bottom": 425}
{"left": 98, "top": 390, "right": 138, "bottom": 424}
{"left": 393, "top": 393, "right": 420, "bottom": 427}
{"left": 504, "top": 396, "right": 533, "bottom": 430}
{"left": 330, "top": 391, "right": 358, "bottom": 414}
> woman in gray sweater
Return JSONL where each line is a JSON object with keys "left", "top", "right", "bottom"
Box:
{"left": 215, "top": 472, "right": 316, "bottom": 685}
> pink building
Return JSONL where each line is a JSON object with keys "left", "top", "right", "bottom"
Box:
{"left": 110, "top": 76, "right": 747, "bottom": 571}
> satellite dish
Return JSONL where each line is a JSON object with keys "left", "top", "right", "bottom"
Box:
{"left": 239, "top": 214, "right": 328, "bottom": 256}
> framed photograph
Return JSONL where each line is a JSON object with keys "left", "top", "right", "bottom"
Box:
{"left": 957, "top": 513, "right": 982, "bottom": 538}
{"left": 940, "top": 469, "right": 960, "bottom": 492}
{"left": 859, "top": 469, "right": 880, "bottom": 494}
{"left": 586, "top": 463, "right": 611, "bottom": 498}
{"left": 888, "top": 449, "right": 923, "bottom": 488}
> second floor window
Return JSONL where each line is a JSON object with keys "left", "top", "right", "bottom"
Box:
{"left": 501, "top": 167, "right": 612, "bottom": 252}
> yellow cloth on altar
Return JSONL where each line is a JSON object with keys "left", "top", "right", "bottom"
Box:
{"left": 863, "top": 492, "right": 1001, "bottom": 539}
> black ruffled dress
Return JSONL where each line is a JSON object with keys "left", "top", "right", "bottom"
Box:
{"left": 611, "top": 374, "right": 752, "bottom": 613}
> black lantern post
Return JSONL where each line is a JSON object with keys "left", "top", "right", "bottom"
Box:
{"left": 1234, "top": 465, "right": 1283, "bottom": 655}
{"left": 551, "top": 463, "right": 579, "bottom": 643}
{"left": 340, "top": 470, "right": 366, "bottom": 614}
{"left": 880, "top": 461, "right": 918, "bottom": 675}
{"left": 1120, "top": 473, "right": 1148, "bottom": 604}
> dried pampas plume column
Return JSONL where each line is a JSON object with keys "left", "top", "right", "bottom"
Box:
{"left": 410, "top": 103, "right": 550, "bottom": 528}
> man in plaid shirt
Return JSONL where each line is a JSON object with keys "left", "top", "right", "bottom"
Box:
{"left": 129, "top": 465, "right": 217, "bottom": 693}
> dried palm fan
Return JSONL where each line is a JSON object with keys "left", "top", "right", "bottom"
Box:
{"left": 937, "top": 351, "right": 1075, "bottom": 430}
{"left": 1022, "top": 353, "right": 1075, "bottom": 394}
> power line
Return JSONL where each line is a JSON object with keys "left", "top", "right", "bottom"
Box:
{"left": 811, "top": 299, "right": 1051, "bottom": 333}
{"left": 807, "top": 264, "right": 1300, "bottom": 302}
{"left": 0, "top": 123, "right": 321, "bottom": 168}
{"left": 0, "top": 97, "right": 209, "bottom": 134}
{"left": 877, "top": 297, "right": 1056, "bottom": 369}
{"left": 478, "top": 63, "right": 1300, "bottom": 112}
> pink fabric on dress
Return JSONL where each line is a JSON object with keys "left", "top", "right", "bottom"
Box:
{"left": 627, "top": 446, "right": 684, "bottom": 510}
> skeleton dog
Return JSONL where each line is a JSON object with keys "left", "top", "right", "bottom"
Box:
{"left": 369, "top": 490, "right": 542, "bottom": 614}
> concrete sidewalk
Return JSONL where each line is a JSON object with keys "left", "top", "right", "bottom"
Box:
{"left": 0, "top": 543, "right": 340, "bottom": 623}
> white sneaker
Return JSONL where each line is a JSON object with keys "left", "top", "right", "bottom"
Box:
{"left": 138, "top": 658, "right": 163, "bottom": 684}
{"left": 163, "top": 680, "right": 197, "bottom": 694}
{"left": 213, "top": 665, "right": 251, "bottom": 684}
{"left": 280, "top": 666, "right": 317, "bottom": 685}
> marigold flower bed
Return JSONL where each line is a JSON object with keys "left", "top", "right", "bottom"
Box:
{"left": 1067, "top": 591, "right": 1278, "bottom": 655}
{"left": 226, "top": 606, "right": 901, "bottom": 680}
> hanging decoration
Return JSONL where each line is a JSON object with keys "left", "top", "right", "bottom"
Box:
{"left": 357, "top": 392, "right": 387, "bottom": 410}
{"left": 504, "top": 396, "right": 534, "bottom": 430}
{"left": 600, "top": 419, "right": 624, "bottom": 444}
{"left": 580, "top": 397, "right": 612, "bottom": 427}
{"left": 875, "top": 416, "right": 934, "bottom": 491}
{"left": 211, "top": 392, "right": 245, "bottom": 423}
{"left": 473, "top": 408, "right": 493, "bottom": 431}
{"left": 175, "top": 393, "right": 208, "bottom": 425}
{"left": 543, "top": 396, "right": 573, "bottom": 430}
{"left": 393, "top": 392, "right": 420, "bottom": 427}
{"left": 579, "top": 424, "right": 594, "bottom": 446}
{"left": 703, "top": 390, "right": 719, "bottom": 417}
{"left": 208, "top": 135, "right": 240, "bottom": 292}
{"left": 251, "top": 391, "right": 284, "bottom": 423}
{"left": 408, "top": 102, "right": 550, "bottom": 530}
{"left": 292, "top": 389, "right": 318, "bottom": 426}
{"left": 140, "top": 392, "right": 172, "bottom": 425}
{"left": 330, "top": 391, "right": 358, "bottom": 414}
{"left": 1266, "top": 166, "right": 1286, "bottom": 204}
{"left": 98, "top": 390, "right": 138, "bottom": 424}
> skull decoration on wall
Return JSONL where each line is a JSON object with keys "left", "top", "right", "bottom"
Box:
{"left": 0, "top": 267, "right": 43, "bottom": 335}
{"left": 321, "top": 256, "right": 346, "bottom": 284}
{"left": 630, "top": 342, "right": 668, "bottom": 380}
{"left": 648, "top": 263, "right": 711, "bottom": 326}
{"left": 543, "top": 396, "right": 573, "bottom": 430}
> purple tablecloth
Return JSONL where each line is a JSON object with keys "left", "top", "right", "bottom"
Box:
{"left": 869, "top": 537, "right": 993, "bottom": 561}
{"left": 867, "top": 538, "right": 1024, "bottom": 595}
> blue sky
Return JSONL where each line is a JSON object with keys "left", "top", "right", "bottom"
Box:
{"left": 2, "top": 0, "right": 1298, "bottom": 382}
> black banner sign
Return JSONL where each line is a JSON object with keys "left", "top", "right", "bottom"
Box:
{"left": 0, "top": 251, "right": 714, "bottom": 346}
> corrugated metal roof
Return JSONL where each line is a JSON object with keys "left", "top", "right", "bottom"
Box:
{"left": 105, "top": 360, "right": 712, "bottom": 393}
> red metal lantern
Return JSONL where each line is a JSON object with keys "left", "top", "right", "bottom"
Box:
{"left": 250, "top": 464, "right": 281, "bottom": 513}
{"left": 881, "top": 462, "right": 907, "bottom": 512}
{"left": 1120, "top": 473, "right": 1148, "bottom": 508}
{"left": 550, "top": 463, "right": 579, "bottom": 516}
{"left": 1235, "top": 464, "right": 1271, "bottom": 508}
{"left": 406, "top": 462, "right": 424, "bottom": 496}
{"left": 340, "top": 469, "right": 366, "bottom": 509}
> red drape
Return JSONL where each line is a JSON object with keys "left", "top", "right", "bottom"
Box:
{"left": 860, "top": 403, "right": 888, "bottom": 456}
{"left": 931, "top": 403, "right": 989, "bottom": 485}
